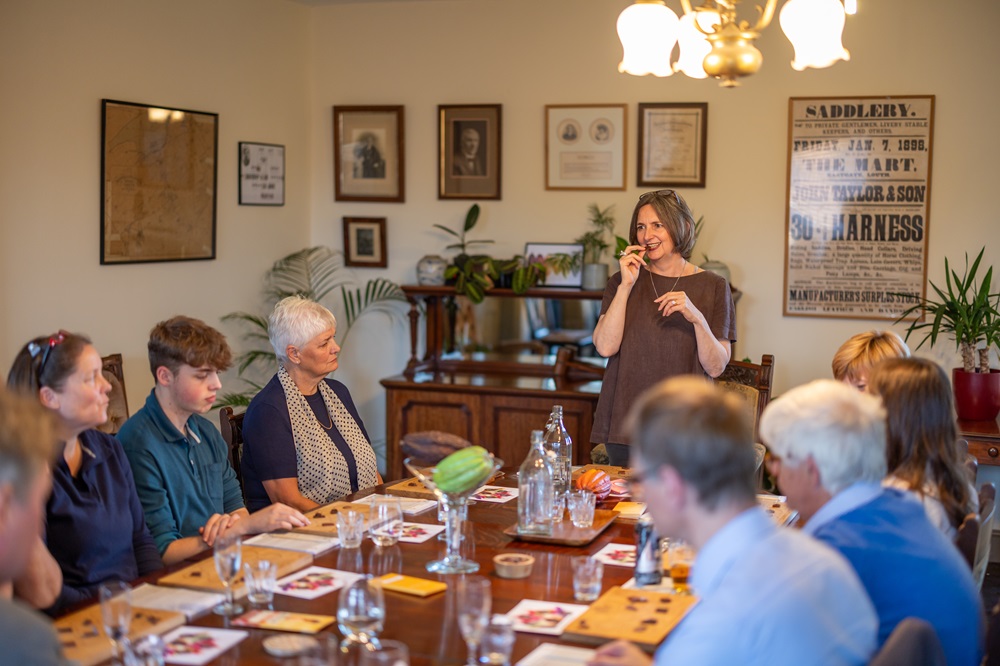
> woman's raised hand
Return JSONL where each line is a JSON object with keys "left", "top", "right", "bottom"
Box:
{"left": 618, "top": 246, "right": 647, "bottom": 288}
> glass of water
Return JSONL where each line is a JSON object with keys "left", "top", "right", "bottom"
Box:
{"left": 456, "top": 575, "right": 492, "bottom": 666}
{"left": 369, "top": 497, "right": 403, "bottom": 547}
{"left": 213, "top": 532, "right": 244, "bottom": 616}
{"left": 337, "top": 576, "right": 386, "bottom": 651}
{"left": 479, "top": 615, "right": 514, "bottom": 666}
{"left": 99, "top": 581, "right": 133, "bottom": 663}
{"left": 244, "top": 559, "right": 278, "bottom": 609}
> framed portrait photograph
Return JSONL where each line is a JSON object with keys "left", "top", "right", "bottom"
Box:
{"left": 525, "top": 242, "right": 584, "bottom": 288}
{"left": 438, "top": 104, "right": 502, "bottom": 200}
{"left": 545, "top": 104, "right": 627, "bottom": 191}
{"left": 637, "top": 103, "right": 708, "bottom": 188}
{"left": 334, "top": 105, "right": 405, "bottom": 203}
{"left": 238, "top": 142, "right": 285, "bottom": 205}
{"left": 343, "top": 216, "right": 387, "bottom": 268}
{"left": 100, "top": 99, "right": 218, "bottom": 264}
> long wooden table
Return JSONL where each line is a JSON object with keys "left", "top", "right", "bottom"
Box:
{"left": 101, "top": 476, "right": 639, "bottom": 665}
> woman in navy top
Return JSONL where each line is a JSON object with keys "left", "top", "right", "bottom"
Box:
{"left": 7, "top": 331, "right": 161, "bottom": 613}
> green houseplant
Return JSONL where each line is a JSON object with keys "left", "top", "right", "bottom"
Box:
{"left": 219, "top": 246, "right": 407, "bottom": 406}
{"left": 894, "top": 247, "right": 1000, "bottom": 420}
{"left": 575, "top": 204, "right": 616, "bottom": 290}
{"left": 435, "top": 204, "right": 497, "bottom": 304}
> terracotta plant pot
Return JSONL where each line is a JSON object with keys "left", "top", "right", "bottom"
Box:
{"left": 952, "top": 368, "right": 1000, "bottom": 421}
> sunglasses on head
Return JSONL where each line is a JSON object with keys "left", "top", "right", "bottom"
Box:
{"left": 638, "top": 189, "right": 680, "bottom": 205}
{"left": 27, "top": 331, "right": 67, "bottom": 382}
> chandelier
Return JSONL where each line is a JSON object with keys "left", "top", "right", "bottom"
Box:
{"left": 617, "top": 0, "right": 856, "bottom": 87}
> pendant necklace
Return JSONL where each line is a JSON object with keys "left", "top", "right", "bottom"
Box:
{"left": 649, "top": 258, "right": 686, "bottom": 298}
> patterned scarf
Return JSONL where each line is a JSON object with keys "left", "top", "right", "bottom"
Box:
{"left": 277, "top": 365, "right": 379, "bottom": 504}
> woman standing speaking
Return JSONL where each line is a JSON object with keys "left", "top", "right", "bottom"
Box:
{"left": 592, "top": 190, "right": 736, "bottom": 466}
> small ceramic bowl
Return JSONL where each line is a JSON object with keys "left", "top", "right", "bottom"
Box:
{"left": 493, "top": 553, "right": 535, "bottom": 579}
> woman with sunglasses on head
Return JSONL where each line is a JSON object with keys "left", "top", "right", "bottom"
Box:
{"left": 592, "top": 191, "right": 736, "bottom": 467}
{"left": 7, "top": 332, "right": 161, "bottom": 614}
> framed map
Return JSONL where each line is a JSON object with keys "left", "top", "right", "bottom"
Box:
{"left": 101, "top": 99, "right": 218, "bottom": 264}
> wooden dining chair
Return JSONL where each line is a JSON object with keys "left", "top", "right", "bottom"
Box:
{"left": 96, "top": 353, "right": 129, "bottom": 435}
{"left": 868, "top": 617, "right": 946, "bottom": 666}
{"left": 955, "top": 512, "right": 980, "bottom": 570}
{"left": 714, "top": 354, "right": 774, "bottom": 442}
{"left": 975, "top": 483, "right": 997, "bottom": 589}
{"left": 219, "top": 406, "right": 247, "bottom": 502}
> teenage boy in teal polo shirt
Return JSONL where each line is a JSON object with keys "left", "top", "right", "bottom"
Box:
{"left": 118, "top": 316, "right": 309, "bottom": 565}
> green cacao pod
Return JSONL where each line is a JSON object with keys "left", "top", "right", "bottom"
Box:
{"left": 433, "top": 446, "right": 493, "bottom": 494}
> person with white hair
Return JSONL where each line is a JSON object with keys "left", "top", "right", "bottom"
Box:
{"left": 588, "top": 377, "right": 877, "bottom": 666}
{"left": 760, "top": 379, "right": 983, "bottom": 666}
{"left": 242, "top": 296, "right": 381, "bottom": 512}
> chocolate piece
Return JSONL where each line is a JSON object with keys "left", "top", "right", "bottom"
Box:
{"left": 641, "top": 618, "right": 658, "bottom": 625}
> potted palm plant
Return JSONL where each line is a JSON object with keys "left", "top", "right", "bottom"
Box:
{"left": 895, "top": 247, "right": 1000, "bottom": 420}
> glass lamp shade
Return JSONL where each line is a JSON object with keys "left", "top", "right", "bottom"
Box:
{"left": 779, "top": 0, "right": 850, "bottom": 71}
{"left": 673, "top": 10, "right": 720, "bottom": 79}
{"left": 617, "top": 1, "right": 680, "bottom": 77}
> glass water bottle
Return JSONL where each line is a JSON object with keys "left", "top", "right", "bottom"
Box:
{"left": 518, "top": 430, "right": 555, "bottom": 536}
{"left": 543, "top": 405, "right": 573, "bottom": 515}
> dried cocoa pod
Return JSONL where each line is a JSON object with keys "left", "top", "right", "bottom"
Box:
{"left": 400, "top": 430, "right": 472, "bottom": 464}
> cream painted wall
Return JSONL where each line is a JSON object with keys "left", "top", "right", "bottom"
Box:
{"left": 309, "top": 0, "right": 999, "bottom": 413}
{"left": 0, "top": 0, "right": 313, "bottom": 411}
{"left": 1, "top": 0, "right": 998, "bottom": 458}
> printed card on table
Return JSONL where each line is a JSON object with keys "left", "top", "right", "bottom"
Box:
{"left": 505, "top": 599, "right": 589, "bottom": 636}
{"left": 398, "top": 522, "right": 446, "bottom": 543}
{"left": 593, "top": 543, "right": 637, "bottom": 568}
{"left": 471, "top": 485, "right": 519, "bottom": 503}
{"left": 517, "top": 643, "right": 596, "bottom": 665}
{"left": 351, "top": 493, "right": 437, "bottom": 515}
{"left": 275, "top": 566, "right": 364, "bottom": 600}
{"left": 232, "top": 610, "right": 335, "bottom": 634}
{"left": 161, "top": 626, "right": 248, "bottom": 665}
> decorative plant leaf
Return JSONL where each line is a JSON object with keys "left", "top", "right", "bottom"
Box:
{"left": 464, "top": 203, "right": 480, "bottom": 233}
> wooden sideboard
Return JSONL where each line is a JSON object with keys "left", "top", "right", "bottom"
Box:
{"left": 962, "top": 416, "right": 1000, "bottom": 466}
{"left": 383, "top": 285, "right": 607, "bottom": 480}
{"left": 382, "top": 371, "right": 601, "bottom": 480}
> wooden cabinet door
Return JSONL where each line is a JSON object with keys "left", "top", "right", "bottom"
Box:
{"left": 385, "top": 387, "right": 481, "bottom": 479}
{"left": 483, "top": 395, "right": 596, "bottom": 468}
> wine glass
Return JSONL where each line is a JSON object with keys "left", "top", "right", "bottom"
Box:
{"left": 99, "top": 581, "right": 133, "bottom": 664}
{"left": 337, "top": 577, "right": 386, "bottom": 651}
{"left": 456, "top": 576, "right": 491, "bottom": 666}
{"left": 213, "top": 532, "right": 244, "bottom": 616}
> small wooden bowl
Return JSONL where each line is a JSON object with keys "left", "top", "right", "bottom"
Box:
{"left": 493, "top": 553, "right": 535, "bottom": 579}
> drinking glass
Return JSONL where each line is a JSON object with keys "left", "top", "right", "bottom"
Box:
{"left": 337, "top": 577, "right": 386, "bottom": 651}
{"left": 570, "top": 556, "right": 603, "bottom": 602}
{"left": 213, "top": 532, "right": 244, "bottom": 616}
{"left": 99, "top": 581, "right": 133, "bottom": 664}
{"left": 132, "top": 634, "right": 166, "bottom": 666}
{"left": 456, "top": 576, "right": 492, "bottom": 666}
{"left": 369, "top": 497, "right": 403, "bottom": 547}
{"left": 338, "top": 508, "right": 366, "bottom": 549}
{"left": 566, "top": 490, "right": 597, "bottom": 528}
{"left": 668, "top": 539, "right": 695, "bottom": 595}
{"left": 478, "top": 615, "right": 514, "bottom": 666}
{"left": 359, "top": 639, "right": 409, "bottom": 666}
{"left": 244, "top": 560, "right": 278, "bottom": 609}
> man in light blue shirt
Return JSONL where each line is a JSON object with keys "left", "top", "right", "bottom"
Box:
{"left": 760, "top": 379, "right": 984, "bottom": 666}
{"left": 589, "top": 377, "right": 878, "bottom": 666}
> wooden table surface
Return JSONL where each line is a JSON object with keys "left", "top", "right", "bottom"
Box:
{"left": 105, "top": 475, "right": 639, "bottom": 665}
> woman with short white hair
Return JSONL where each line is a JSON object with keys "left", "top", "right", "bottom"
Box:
{"left": 241, "top": 296, "right": 381, "bottom": 512}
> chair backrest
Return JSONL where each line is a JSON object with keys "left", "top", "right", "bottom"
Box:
{"left": 955, "top": 512, "right": 980, "bottom": 570}
{"left": 975, "top": 483, "right": 997, "bottom": 589}
{"left": 868, "top": 617, "right": 946, "bottom": 666}
{"left": 96, "top": 353, "right": 129, "bottom": 435}
{"left": 987, "top": 601, "right": 1000, "bottom": 666}
{"left": 715, "top": 354, "right": 774, "bottom": 441}
{"left": 219, "top": 406, "right": 246, "bottom": 501}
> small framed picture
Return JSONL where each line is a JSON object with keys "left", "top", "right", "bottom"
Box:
{"left": 637, "top": 102, "right": 708, "bottom": 188}
{"left": 524, "top": 242, "right": 584, "bottom": 288}
{"left": 333, "top": 106, "right": 405, "bottom": 202}
{"left": 545, "top": 104, "right": 627, "bottom": 191}
{"left": 238, "top": 142, "right": 285, "bottom": 205}
{"left": 438, "top": 104, "right": 502, "bottom": 200}
{"left": 343, "top": 217, "right": 387, "bottom": 268}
